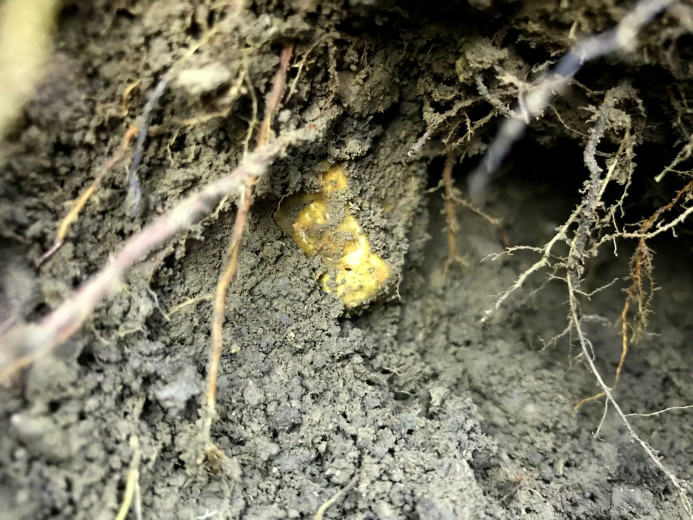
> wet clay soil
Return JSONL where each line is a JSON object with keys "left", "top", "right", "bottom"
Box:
{"left": 1, "top": 1, "right": 692, "bottom": 518}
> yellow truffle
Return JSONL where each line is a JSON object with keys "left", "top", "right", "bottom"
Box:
{"left": 275, "top": 165, "right": 394, "bottom": 308}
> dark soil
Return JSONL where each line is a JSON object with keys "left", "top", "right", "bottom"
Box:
{"left": 1, "top": 0, "right": 692, "bottom": 519}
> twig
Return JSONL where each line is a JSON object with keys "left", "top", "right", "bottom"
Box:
{"left": 0, "top": 127, "right": 314, "bottom": 381}
{"left": 204, "top": 44, "right": 294, "bottom": 446}
{"left": 39, "top": 126, "right": 139, "bottom": 265}
{"left": 466, "top": 0, "right": 675, "bottom": 201}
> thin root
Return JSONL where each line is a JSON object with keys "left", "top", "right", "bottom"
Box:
{"left": 287, "top": 34, "right": 329, "bottom": 101}
{"left": 441, "top": 152, "right": 467, "bottom": 275}
{"left": 573, "top": 299, "right": 630, "bottom": 411}
{"left": 567, "top": 274, "right": 691, "bottom": 513}
{"left": 114, "top": 433, "right": 142, "bottom": 520}
{"left": 204, "top": 44, "right": 294, "bottom": 453}
{"left": 313, "top": 474, "right": 358, "bottom": 520}
{"left": 39, "top": 125, "right": 139, "bottom": 265}
{"left": 169, "top": 294, "right": 213, "bottom": 314}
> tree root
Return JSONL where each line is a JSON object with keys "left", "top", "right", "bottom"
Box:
{"left": 567, "top": 274, "right": 692, "bottom": 515}
{"left": 0, "top": 125, "right": 317, "bottom": 382}
{"left": 466, "top": 0, "right": 676, "bottom": 202}
{"left": 481, "top": 78, "right": 693, "bottom": 513}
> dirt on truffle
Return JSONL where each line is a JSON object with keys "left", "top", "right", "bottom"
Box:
{"left": 1, "top": 1, "right": 692, "bottom": 519}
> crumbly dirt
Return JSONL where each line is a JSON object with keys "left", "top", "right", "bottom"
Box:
{"left": 1, "top": 0, "right": 692, "bottom": 519}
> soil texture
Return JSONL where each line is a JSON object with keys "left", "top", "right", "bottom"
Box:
{"left": 1, "top": 0, "right": 692, "bottom": 519}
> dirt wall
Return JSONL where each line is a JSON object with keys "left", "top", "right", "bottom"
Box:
{"left": 1, "top": 0, "right": 692, "bottom": 518}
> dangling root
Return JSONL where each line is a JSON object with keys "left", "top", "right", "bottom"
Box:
{"left": 575, "top": 179, "right": 692, "bottom": 409}
{"left": 203, "top": 44, "right": 294, "bottom": 453}
{"left": 441, "top": 152, "right": 467, "bottom": 275}
{"left": 438, "top": 151, "right": 500, "bottom": 278}
{"left": 573, "top": 298, "right": 630, "bottom": 411}
{"left": 114, "top": 435, "right": 142, "bottom": 520}
{"left": 480, "top": 77, "right": 693, "bottom": 511}
{"left": 567, "top": 274, "right": 692, "bottom": 514}
{"left": 466, "top": 0, "right": 676, "bottom": 202}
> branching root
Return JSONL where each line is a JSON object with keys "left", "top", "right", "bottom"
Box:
{"left": 0, "top": 127, "right": 315, "bottom": 382}
{"left": 482, "top": 80, "right": 693, "bottom": 510}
